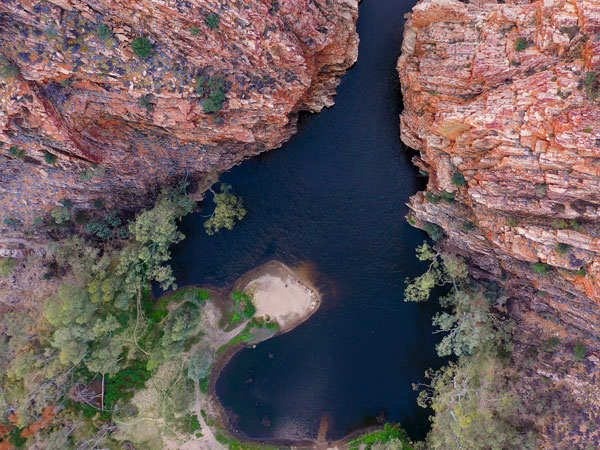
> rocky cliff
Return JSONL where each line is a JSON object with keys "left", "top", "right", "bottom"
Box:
{"left": 399, "top": 0, "right": 600, "bottom": 445}
{"left": 0, "top": 0, "right": 358, "bottom": 239}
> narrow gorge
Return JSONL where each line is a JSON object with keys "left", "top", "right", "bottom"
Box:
{"left": 0, "top": 0, "right": 599, "bottom": 448}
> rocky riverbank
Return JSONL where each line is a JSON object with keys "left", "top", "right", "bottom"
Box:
{"left": 399, "top": 0, "right": 600, "bottom": 446}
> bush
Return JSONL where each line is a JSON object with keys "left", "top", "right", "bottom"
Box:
{"left": 132, "top": 37, "right": 153, "bottom": 58}
{"left": 202, "top": 92, "right": 226, "bottom": 113}
{"left": 573, "top": 341, "right": 586, "bottom": 361}
{"left": 0, "top": 257, "right": 17, "bottom": 278}
{"left": 9, "top": 146, "right": 26, "bottom": 159}
{"left": 552, "top": 219, "right": 568, "bottom": 230}
{"left": 205, "top": 13, "right": 220, "bottom": 29}
{"left": 44, "top": 151, "right": 57, "bottom": 165}
{"left": 506, "top": 217, "right": 518, "bottom": 227}
{"left": 51, "top": 205, "right": 71, "bottom": 225}
{"left": 423, "top": 222, "right": 444, "bottom": 241}
{"left": 535, "top": 183, "right": 548, "bottom": 198}
{"left": 187, "top": 348, "right": 214, "bottom": 381}
{"left": 514, "top": 38, "right": 532, "bottom": 51}
{"left": 531, "top": 262, "right": 550, "bottom": 275}
{"left": 97, "top": 24, "right": 112, "bottom": 40}
{"left": 189, "top": 26, "right": 200, "bottom": 36}
{"left": 555, "top": 243, "right": 570, "bottom": 255}
{"left": 139, "top": 95, "right": 154, "bottom": 111}
{"left": 0, "top": 59, "right": 19, "bottom": 78}
{"left": 452, "top": 171, "right": 467, "bottom": 187}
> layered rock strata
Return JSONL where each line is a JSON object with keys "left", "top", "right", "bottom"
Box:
{"left": 399, "top": 0, "right": 600, "bottom": 445}
{"left": 0, "top": 0, "right": 358, "bottom": 232}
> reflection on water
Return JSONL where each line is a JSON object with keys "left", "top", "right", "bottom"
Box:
{"left": 169, "top": 0, "right": 444, "bottom": 442}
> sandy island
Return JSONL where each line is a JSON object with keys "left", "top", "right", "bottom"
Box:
{"left": 240, "top": 261, "right": 321, "bottom": 332}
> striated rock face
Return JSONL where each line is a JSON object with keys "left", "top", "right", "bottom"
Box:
{"left": 0, "top": 0, "right": 358, "bottom": 230}
{"left": 399, "top": 0, "right": 600, "bottom": 445}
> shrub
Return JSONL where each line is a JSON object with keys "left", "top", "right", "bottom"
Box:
{"left": 187, "top": 348, "right": 214, "bottom": 381}
{"left": 535, "top": 183, "right": 548, "bottom": 198}
{"left": 205, "top": 13, "right": 220, "bottom": 29}
{"left": 425, "top": 192, "right": 440, "bottom": 204}
{"left": 555, "top": 243, "right": 570, "bottom": 255}
{"left": 0, "top": 59, "right": 19, "bottom": 78}
{"left": 514, "top": 38, "right": 532, "bottom": 51}
{"left": 202, "top": 91, "right": 226, "bottom": 113}
{"left": 3, "top": 218, "right": 21, "bottom": 229}
{"left": 44, "top": 151, "right": 57, "bottom": 164}
{"left": 542, "top": 337, "right": 560, "bottom": 352}
{"left": 51, "top": 205, "right": 71, "bottom": 224}
{"left": 506, "top": 217, "right": 518, "bottom": 227}
{"left": 139, "top": 95, "right": 154, "bottom": 111}
{"left": 189, "top": 26, "right": 200, "bottom": 36}
{"left": 0, "top": 257, "right": 17, "bottom": 278}
{"left": 532, "top": 262, "right": 550, "bottom": 276}
{"left": 423, "top": 222, "right": 444, "bottom": 241}
{"left": 569, "top": 219, "right": 583, "bottom": 231}
{"left": 452, "top": 171, "right": 467, "bottom": 187}
{"left": 576, "top": 268, "right": 587, "bottom": 277}
{"left": 97, "top": 24, "right": 112, "bottom": 40}
{"left": 132, "top": 37, "right": 152, "bottom": 58}
{"left": 552, "top": 219, "right": 568, "bottom": 230}
{"left": 9, "top": 146, "right": 26, "bottom": 159}
{"left": 573, "top": 341, "right": 586, "bottom": 360}
{"left": 93, "top": 198, "right": 105, "bottom": 209}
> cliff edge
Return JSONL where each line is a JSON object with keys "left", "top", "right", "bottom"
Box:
{"left": 0, "top": 0, "right": 358, "bottom": 239}
{"left": 399, "top": 0, "right": 600, "bottom": 445}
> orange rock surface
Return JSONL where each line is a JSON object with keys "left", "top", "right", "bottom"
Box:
{"left": 399, "top": 0, "right": 600, "bottom": 445}
{"left": 0, "top": 0, "right": 358, "bottom": 231}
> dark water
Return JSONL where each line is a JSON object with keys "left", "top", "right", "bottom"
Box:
{"left": 170, "top": 0, "right": 444, "bottom": 442}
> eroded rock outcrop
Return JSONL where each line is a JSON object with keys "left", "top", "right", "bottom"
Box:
{"left": 399, "top": 0, "right": 600, "bottom": 445}
{"left": 0, "top": 0, "right": 358, "bottom": 233}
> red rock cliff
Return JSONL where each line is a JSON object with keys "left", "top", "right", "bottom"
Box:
{"left": 0, "top": 0, "right": 358, "bottom": 231}
{"left": 399, "top": 0, "right": 600, "bottom": 445}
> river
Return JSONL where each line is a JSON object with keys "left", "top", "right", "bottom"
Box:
{"left": 169, "top": 0, "right": 443, "bottom": 443}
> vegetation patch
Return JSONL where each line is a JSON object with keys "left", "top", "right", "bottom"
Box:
{"left": 132, "top": 37, "right": 153, "bottom": 58}
{"left": 348, "top": 423, "right": 413, "bottom": 450}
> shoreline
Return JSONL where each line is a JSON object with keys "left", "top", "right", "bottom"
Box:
{"left": 204, "top": 261, "right": 398, "bottom": 449}
{"left": 206, "top": 260, "right": 323, "bottom": 446}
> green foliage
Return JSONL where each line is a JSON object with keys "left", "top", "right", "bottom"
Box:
{"left": 97, "top": 24, "right": 112, "bottom": 40}
{"left": 583, "top": 72, "right": 600, "bottom": 100}
{"left": 132, "top": 37, "right": 153, "bottom": 58}
{"left": 139, "top": 95, "right": 154, "bottom": 111}
{"left": 452, "top": 171, "right": 466, "bottom": 187}
{"left": 531, "top": 262, "right": 550, "bottom": 276}
{"left": 190, "top": 26, "right": 200, "bottom": 36}
{"left": 555, "top": 243, "right": 570, "bottom": 255}
{"left": 535, "top": 183, "right": 548, "bottom": 198}
{"left": 416, "top": 349, "right": 535, "bottom": 450}
{"left": 552, "top": 219, "right": 568, "bottom": 230}
{"left": 9, "top": 146, "right": 26, "bottom": 159}
{"left": 204, "top": 184, "right": 246, "bottom": 235}
{"left": 205, "top": 13, "right": 221, "bottom": 29}
{"left": 81, "top": 163, "right": 105, "bottom": 181}
{"left": 573, "top": 341, "right": 586, "bottom": 361}
{"left": 422, "top": 221, "right": 443, "bottom": 241}
{"left": 349, "top": 423, "right": 413, "bottom": 450}
{"left": 44, "top": 151, "right": 57, "bottom": 165}
{"left": 3, "top": 217, "right": 22, "bottom": 229}
{"left": 0, "top": 257, "right": 17, "bottom": 278}
{"left": 0, "top": 58, "right": 19, "bottom": 78}
{"left": 541, "top": 337, "right": 560, "bottom": 352}
{"left": 506, "top": 217, "right": 518, "bottom": 227}
{"left": 187, "top": 347, "right": 214, "bottom": 381}
{"left": 104, "top": 361, "right": 152, "bottom": 410}
{"left": 51, "top": 205, "right": 71, "bottom": 225}
{"left": 514, "top": 38, "right": 532, "bottom": 51}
